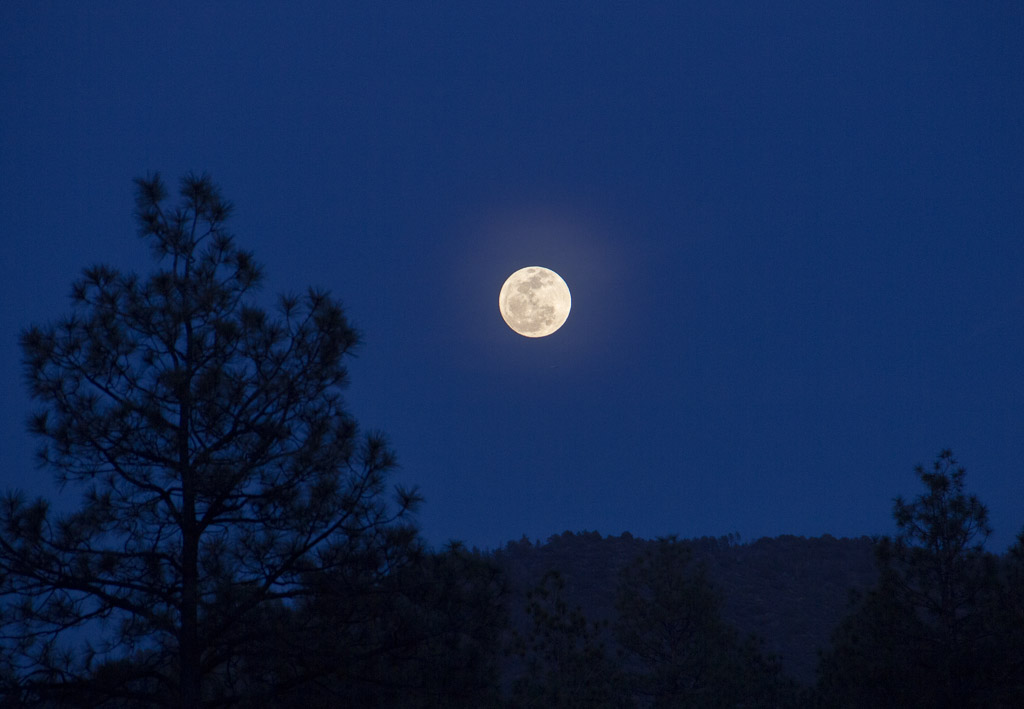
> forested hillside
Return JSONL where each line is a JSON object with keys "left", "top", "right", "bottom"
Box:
{"left": 491, "top": 531, "right": 877, "bottom": 685}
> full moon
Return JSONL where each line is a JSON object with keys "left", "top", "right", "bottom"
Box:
{"left": 498, "top": 266, "right": 571, "bottom": 337}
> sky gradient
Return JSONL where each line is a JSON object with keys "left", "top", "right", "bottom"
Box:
{"left": 2, "top": 2, "right": 1022, "bottom": 551}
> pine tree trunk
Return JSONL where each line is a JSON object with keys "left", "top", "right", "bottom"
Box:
{"left": 180, "top": 519, "right": 201, "bottom": 709}
{"left": 179, "top": 452, "right": 201, "bottom": 706}
{"left": 179, "top": 315, "right": 201, "bottom": 709}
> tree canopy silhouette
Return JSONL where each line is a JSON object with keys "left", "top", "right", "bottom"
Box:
{"left": 509, "top": 569, "right": 629, "bottom": 708}
{"left": 258, "top": 542, "right": 509, "bottom": 708}
{"left": 815, "top": 450, "right": 1016, "bottom": 708}
{"left": 0, "top": 174, "right": 420, "bottom": 707}
{"left": 614, "top": 536, "right": 799, "bottom": 708}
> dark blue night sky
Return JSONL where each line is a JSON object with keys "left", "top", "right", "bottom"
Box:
{"left": 2, "top": 2, "right": 1022, "bottom": 551}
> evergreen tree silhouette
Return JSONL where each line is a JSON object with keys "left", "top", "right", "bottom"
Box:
{"left": 614, "top": 536, "right": 798, "bottom": 708}
{"left": 815, "top": 450, "right": 1007, "bottom": 708}
{"left": 0, "top": 174, "right": 420, "bottom": 707}
{"left": 509, "top": 569, "right": 631, "bottom": 708}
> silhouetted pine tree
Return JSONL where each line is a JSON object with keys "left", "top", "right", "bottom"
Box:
{"left": 508, "top": 569, "right": 632, "bottom": 708}
{"left": 815, "top": 450, "right": 1006, "bottom": 708}
{"left": 0, "top": 174, "right": 421, "bottom": 707}
{"left": 255, "top": 542, "right": 509, "bottom": 708}
{"left": 614, "top": 536, "right": 799, "bottom": 709}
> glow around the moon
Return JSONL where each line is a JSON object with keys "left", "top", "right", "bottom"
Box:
{"left": 499, "top": 266, "right": 571, "bottom": 337}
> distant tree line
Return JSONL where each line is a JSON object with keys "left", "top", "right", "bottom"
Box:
{"left": 1, "top": 175, "right": 1021, "bottom": 707}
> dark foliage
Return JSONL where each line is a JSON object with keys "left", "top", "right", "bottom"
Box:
{"left": 256, "top": 542, "right": 509, "bottom": 708}
{"left": 614, "top": 537, "right": 799, "bottom": 708}
{"left": 495, "top": 534, "right": 808, "bottom": 707}
{"left": 0, "top": 174, "right": 420, "bottom": 707}
{"left": 492, "top": 530, "right": 877, "bottom": 687}
{"left": 508, "top": 569, "right": 631, "bottom": 708}
{"left": 994, "top": 530, "right": 1024, "bottom": 697}
{"left": 815, "top": 450, "right": 1024, "bottom": 708}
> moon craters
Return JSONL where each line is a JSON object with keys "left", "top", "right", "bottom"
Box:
{"left": 499, "top": 267, "right": 571, "bottom": 338}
